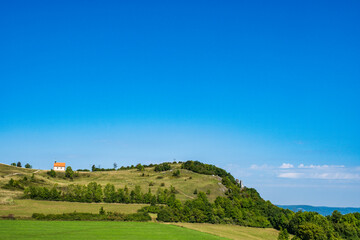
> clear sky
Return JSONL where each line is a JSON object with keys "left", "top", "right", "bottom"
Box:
{"left": 1, "top": 0, "right": 359, "bottom": 207}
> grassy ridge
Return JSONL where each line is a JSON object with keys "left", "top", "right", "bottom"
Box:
{"left": 0, "top": 220, "right": 228, "bottom": 240}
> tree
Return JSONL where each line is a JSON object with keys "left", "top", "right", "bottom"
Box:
{"left": 17, "top": 162, "right": 22, "bottom": 167}
{"left": 92, "top": 165, "right": 96, "bottom": 172}
{"left": 11, "top": 163, "right": 16, "bottom": 166}
{"left": 99, "top": 207, "right": 105, "bottom": 215}
{"left": 104, "top": 183, "right": 116, "bottom": 203}
{"left": 47, "top": 169, "right": 56, "bottom": 178}
{"left": 113, "top": 162, "right": 118, "bottom": 169}
{"left": 25, "top": 163, "right": 32, "bottom": 169}
{"left": 136, "top": 164, "right": 144, "bottom": 171}
{"left": 65, "top": 166, "right": 74, "bottom": 179}
{"left": 278, "top": 227, "right": 289, "bottom": 240}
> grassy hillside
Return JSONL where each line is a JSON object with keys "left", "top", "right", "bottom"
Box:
{"left": 0, "top": 221, "right": 228, "bottom": 240}
{"left": 0, "top": 163, "right": 226, "bottom": 203}
{"left": 0, "top": 199, "right": 146, "bottom": 217}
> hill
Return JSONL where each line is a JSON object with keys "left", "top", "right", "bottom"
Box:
{"left": 0, "top": 162, "right": 225, "bottom": 203}
{"left": 1, "top": 161, "right": 360, "bottom": 240}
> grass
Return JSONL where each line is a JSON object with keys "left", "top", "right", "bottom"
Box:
{"left": 172, "top": 223, "right": 280, "bottom": 240}
{"left": 0, "top": 220, "right": 228, "bottom": 240}
{"left": 0, "top": 199, "right": 147, "bottom": 218}
{"left": 0, "top": 163, "right": 226, "bottom": 202}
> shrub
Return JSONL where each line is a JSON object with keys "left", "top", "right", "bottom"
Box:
{"left": 47, "top": 169, "right": 56, "bottom": 178}
{"left": 172, "top": 170, "right": 180, "bottom": 177}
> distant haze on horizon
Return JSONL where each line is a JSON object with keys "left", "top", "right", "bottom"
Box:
{"left": 1, "top": 0, "right": 359, "bottom": 207}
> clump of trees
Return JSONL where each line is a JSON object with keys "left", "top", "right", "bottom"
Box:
{"left": 154, "top": 163, "right": 171, "bottom": 172}
{"left": 10, "top": 162, "right": 32, "bottom": 168}
{"left": 3, "top": 176, "right": 37, "bottom": 190}
{"left": 91, "top": 165, "right": 116, "bottom": 172}
{"left": 181, "top": 160, "right": 236, "bottom": 184}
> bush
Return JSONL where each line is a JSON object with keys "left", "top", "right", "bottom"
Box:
{"left": 25, "top": 163, "right": 32, "bottom": 169}
{"left": 172, "top": 170, "right": 180, "bottom": 177}
{"left": 47, "top": 169, "right": 56, "bottom": 178}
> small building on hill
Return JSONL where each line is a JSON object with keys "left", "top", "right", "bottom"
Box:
{"left": 53, "top": 162, "right": 66, "bottom": 171}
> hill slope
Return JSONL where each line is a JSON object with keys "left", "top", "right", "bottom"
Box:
{"left": 0, "top": 163, "right": 225, "bottom": 202}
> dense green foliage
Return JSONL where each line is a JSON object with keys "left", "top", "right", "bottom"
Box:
{"left": 47, "top": 169, "right": 56, "bottom": 177}
{"left": 24, "top": 182, "right": 176, "bottom": 205}
{"left": 32, "top": 210, "right": 151, "bottom": 221}
{"left": 65, "top": 166, "right": 74, "bottom": 179}
{"left": 2, "top": 176, "right": 37, "bottom": 190}
{"left": 278, "top": 228, "right": 289, "bottom": 240}
{"left": 91, "top": 165, "right": 116, "bottom": 172}
{"left": 3, "top": 178, "right": 25, "bottom": 190}
{"left": 181, "top": 160, "right": 236, "bottom": 184}
{"left": 76, "top": 169, "right": 90, "bottom": 172}
{"left": 25, "top": 163, "right": 32, "bottom": 169}
{"left": 154, "top": 163, "right": 171, "bottom": 172}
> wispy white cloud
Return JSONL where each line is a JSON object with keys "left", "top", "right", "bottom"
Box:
{"left": 298, "top": 164, "right": 344, "bottom": 169}
{"left": 250, "top": 164, "right": 270, "bottom": 170}
{"left": 278, "top": 172, "right": 303, "bottom": 178}
{"left": 276, "top": 164, "right": 360, "bottom": 180}
{"left": 279, "top": 163, "right": 294, "bottom": 169}
{"left": 249, "top": 162, "right": 360, "bottom": 181}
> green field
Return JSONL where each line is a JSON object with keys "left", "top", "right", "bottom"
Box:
{"left": 0, "top": 199, "right": 146, "bottom": 218}
{"left": 0, "top": 220, "right": 228, "bottom": 240}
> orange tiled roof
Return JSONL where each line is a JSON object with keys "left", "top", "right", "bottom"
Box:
{"left": 54, "top": 162, "right": 65, "bottom": 167}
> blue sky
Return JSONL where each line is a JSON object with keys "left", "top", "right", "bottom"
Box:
{"left": 1, "top": 0, "right": 359, "bottom": 207}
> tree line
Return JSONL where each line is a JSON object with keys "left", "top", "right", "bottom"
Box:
{"left": 32, "top": 209, "right": 151, "bottom": 222}
{"left": 10, "top": 161, "right": 32, "bottom": 168}
{"left": 24, "top": 182, "right": 177, "bottom": 205}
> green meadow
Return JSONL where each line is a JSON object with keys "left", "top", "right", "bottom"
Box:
{"left": 0, "top": 220, "right": 228, "bottom": 240}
